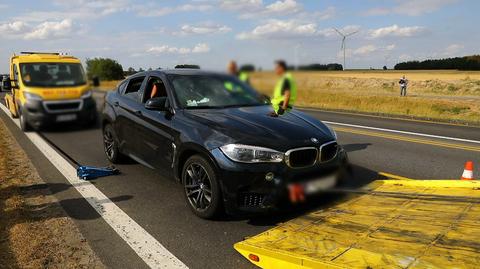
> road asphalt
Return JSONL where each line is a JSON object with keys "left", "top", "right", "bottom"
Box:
{"left": 1, "top": 91, "right": 479, "bottom": 269}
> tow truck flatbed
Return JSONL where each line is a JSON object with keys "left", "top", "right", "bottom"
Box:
{"left": 235, "top": 179, "right": 480, "bottom": 269}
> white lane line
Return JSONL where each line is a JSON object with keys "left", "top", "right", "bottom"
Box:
{"left": 323, "top": 121, "right": 480, "bottom": 145}
{"left": 0, "top": 104, "right": 188, "bottom": 269}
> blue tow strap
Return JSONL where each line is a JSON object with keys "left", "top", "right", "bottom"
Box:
{"left": 77, "top": 165, "right": 120, "bottom": 180}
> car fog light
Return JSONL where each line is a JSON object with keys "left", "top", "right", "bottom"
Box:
{"left": 265, "top": 172, "right": 274, "bottom": 181}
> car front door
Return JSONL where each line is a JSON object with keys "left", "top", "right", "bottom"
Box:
{"left": 136, "top": 75, "right": 177, "bottom": 172}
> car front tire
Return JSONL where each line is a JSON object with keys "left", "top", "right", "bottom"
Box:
{"left": 182, "top": 155, "right": 223, "bottom": 219}
{"left": 19, "top": 107, "right": 32, "bottom": 132}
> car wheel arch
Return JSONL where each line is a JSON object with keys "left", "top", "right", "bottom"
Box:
{"left": 175, "top": 145, "right": 220, "bottom": 183}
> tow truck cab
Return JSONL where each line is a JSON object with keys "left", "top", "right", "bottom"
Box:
{"left": 3, "top": 52, "right": 96, "bottom": 131}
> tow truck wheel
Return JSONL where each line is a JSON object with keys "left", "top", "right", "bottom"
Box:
{"left": 103, "top": 124, "right": 124, "bottom": 163}
{"left": 19, "top": 108, "right": 32, "bottom": 132}
{"left": 182, "top": 155, "right": 223, "bottom": 219}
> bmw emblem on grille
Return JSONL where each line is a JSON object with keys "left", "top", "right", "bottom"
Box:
{"left": 311, "top": 138, "right": 319, "bottom": 143}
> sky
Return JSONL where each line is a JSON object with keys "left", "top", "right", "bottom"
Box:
{"left": 0, "top": 0, "right": 478, "bottom": 72}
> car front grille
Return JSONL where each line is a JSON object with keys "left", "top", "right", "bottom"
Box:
{"left": 319, "top": 141, "right": 338, "bottom": 162}
{"left": 239, "top": 193, "right": 265, "bottom": 208}
{"left": 43, "top": 100, "right": 82, "bottom": 113}
{"left": 285, "top": 147, "right": 318, "bottom": 168}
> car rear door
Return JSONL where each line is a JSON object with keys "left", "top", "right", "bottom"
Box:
{"left": 113, "top": 75, "right": 146, "bottom": 159}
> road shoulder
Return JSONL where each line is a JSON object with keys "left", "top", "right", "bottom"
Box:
{"left": 0, "top": 117, "right": 105, "bottom": 268}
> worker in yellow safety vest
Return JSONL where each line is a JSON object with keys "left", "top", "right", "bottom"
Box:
{"left": 227, "top": 60, "right": 250, "bottom": 84}
{"left": 271, "top": 60, "right": 296, "bottom": 115}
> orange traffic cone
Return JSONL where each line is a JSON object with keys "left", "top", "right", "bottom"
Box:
{"left": 461, "top": 161, "right": 474, "bottom": 180}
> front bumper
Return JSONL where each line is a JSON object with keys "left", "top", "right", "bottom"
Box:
{"left": 211, "top": 146, "right": 349, "bottom": 214}
{"left": 22, "top": 97, "right": 97, "bottom": 129}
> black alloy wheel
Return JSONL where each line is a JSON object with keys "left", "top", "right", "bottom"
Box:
{"left": 103, "top": 124, "right": 123, "bottom": 163}
{"left": 182, "top": 155, "right": 222, "bottom": 219}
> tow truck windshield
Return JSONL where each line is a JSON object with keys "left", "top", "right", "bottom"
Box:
{"left": 20, "top": 63, "right": 87, "bottom": 87}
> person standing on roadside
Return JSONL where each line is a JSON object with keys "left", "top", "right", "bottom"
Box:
{"left": 271, "top": 60, "right": 297, "bottom": 115}
{"left": 399, "top": 75, "right": 408, "bottom": 96}
{"left": 227, "top": 60, "right": 250, "bottom": 84}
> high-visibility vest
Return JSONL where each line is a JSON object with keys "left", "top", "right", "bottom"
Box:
{"left": 225, "top": 72, "right": 249, "bottom": 92}
{"left": 238, "top": 72, "right": 249, "bottom": 83}
{"left": 271, "top": 73, "right": 297, "bottom": 112}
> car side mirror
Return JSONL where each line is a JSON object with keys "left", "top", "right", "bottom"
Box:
{"left": 2, "top": 77, "right": 12, "bottom": 91}
{"left": 145, "top": 97, "right": 168, "bottom": 111}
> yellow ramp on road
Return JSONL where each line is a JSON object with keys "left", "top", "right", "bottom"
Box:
{"left": 234, "top": 180, "right": 480, "bottom": 269}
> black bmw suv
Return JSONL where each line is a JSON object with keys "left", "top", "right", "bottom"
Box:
{"left": 101, "top": 69, "right": 348, "bottom": 218}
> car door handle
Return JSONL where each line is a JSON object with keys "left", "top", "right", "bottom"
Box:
{"left": 133, "top": 110, "right": 142, "bottom": 116}
{"left": 113, "top": 101, "right": 119, "bottom": 107}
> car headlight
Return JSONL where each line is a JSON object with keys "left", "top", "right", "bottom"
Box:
{"left": 81, "top": 90, "right": 92, "bottom": 99}
{"left": 23, "top": 92, "right": 42, "bottom": 101}
{"left": 326, "top": 125, "right": 337, "bottom": 140}
{"left": 220, "top": 144, "right": 284, "bottom": 163}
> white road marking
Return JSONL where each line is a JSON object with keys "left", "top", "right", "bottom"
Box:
{"left": 323, "top": 121, "right": 480, "bottom": 145}
{"left": 0, "top": 104, "right": 188, "bottom": 269}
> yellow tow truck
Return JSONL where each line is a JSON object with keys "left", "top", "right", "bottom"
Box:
{"left": 3, "top": 52, "right": 96, "bottom": 131}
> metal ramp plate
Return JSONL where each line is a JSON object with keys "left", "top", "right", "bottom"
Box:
{"left": 234, "top": 180, "right": 480, "bottom": 269}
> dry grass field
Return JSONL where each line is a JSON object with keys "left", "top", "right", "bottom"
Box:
{"left": 250, "top": 70, "right": 480, "bottom": 125}
{"left": 97, "top": 70, "right": 480, "bottom": 125}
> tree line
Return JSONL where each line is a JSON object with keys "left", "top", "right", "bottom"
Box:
{"left": 394, "top": 55, "right": 480, "bottom": 70}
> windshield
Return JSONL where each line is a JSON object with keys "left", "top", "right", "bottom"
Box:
{"left": 168, "top": 74, "right": 267, "bottom": 109}
{"left": 20, "top": 63, "right": 87, "bottom": 87}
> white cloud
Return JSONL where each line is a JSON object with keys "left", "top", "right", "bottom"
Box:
{"left": 265, "top": 0, "right": 302, "bottom": 14}
{"left": 236, "top": 19, "right": 321, "bottom": 40}
{"left": 312, "top": 6, "right": 336, "bottom": 20}
{"left": 353, "top": 44, "right": 396, "bottom": 56}
{"left": 0, "top": 21, "right": 27, "bottom": 34}
{"left": 135, "top": 3, "right": 213, "bottom": 17}
{"left": 0, "top": 19, "right": 75, "bottom": 40}
{"left": 219, "top": 0, "right": 263, "bottom": 11}
{"left": 443, "top": 44, "right": 464, "bottom": 56}
{"left": 220, "top": 0, "right": 303, "bottom": 18}
{"left": 364, "top": 0, "right": 458, "bottom": 16}
{"left": 192, "top": 43, "right": 211, "bottom": 53}
{"left": 368, "top": 24, "right": 426, "bottom": 39}
{"left": 177, "top": 23, "right": 231, "bottom": 35}
{"left": 147, "top": 43, "right": 211, "bottom": 54}
{"left": 24, "top": 19, "right": 74, "bottom": 40}
{"left": 398, "top": 54, "right": 414, "bottom": 62}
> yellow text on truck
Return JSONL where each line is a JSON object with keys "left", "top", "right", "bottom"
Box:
{"left": 3, "top": 52, "right": 96, "bottom": 131}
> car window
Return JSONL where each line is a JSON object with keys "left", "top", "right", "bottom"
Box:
{"left": 123, "top": 76, "right": 145, "bottom": 101}
{"left": 117, "top": 81, "right": 127, "bottom": 94}
{"left": 143, "top": 76, "right": 168, "bottom": 103}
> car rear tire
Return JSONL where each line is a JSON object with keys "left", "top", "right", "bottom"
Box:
{"left": 103, "top": 123, "right": 124, "bottom": 163}
{"left": 182, "top": 155, "right": 222, "bottom": 219}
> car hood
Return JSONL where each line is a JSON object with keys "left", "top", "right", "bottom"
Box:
{"left": 182, "top": 105, "right": 335, "bottom": 151}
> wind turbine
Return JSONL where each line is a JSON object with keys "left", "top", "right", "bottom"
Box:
{"left": 334, "top": 28, "right": 359, "bottom": 70}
